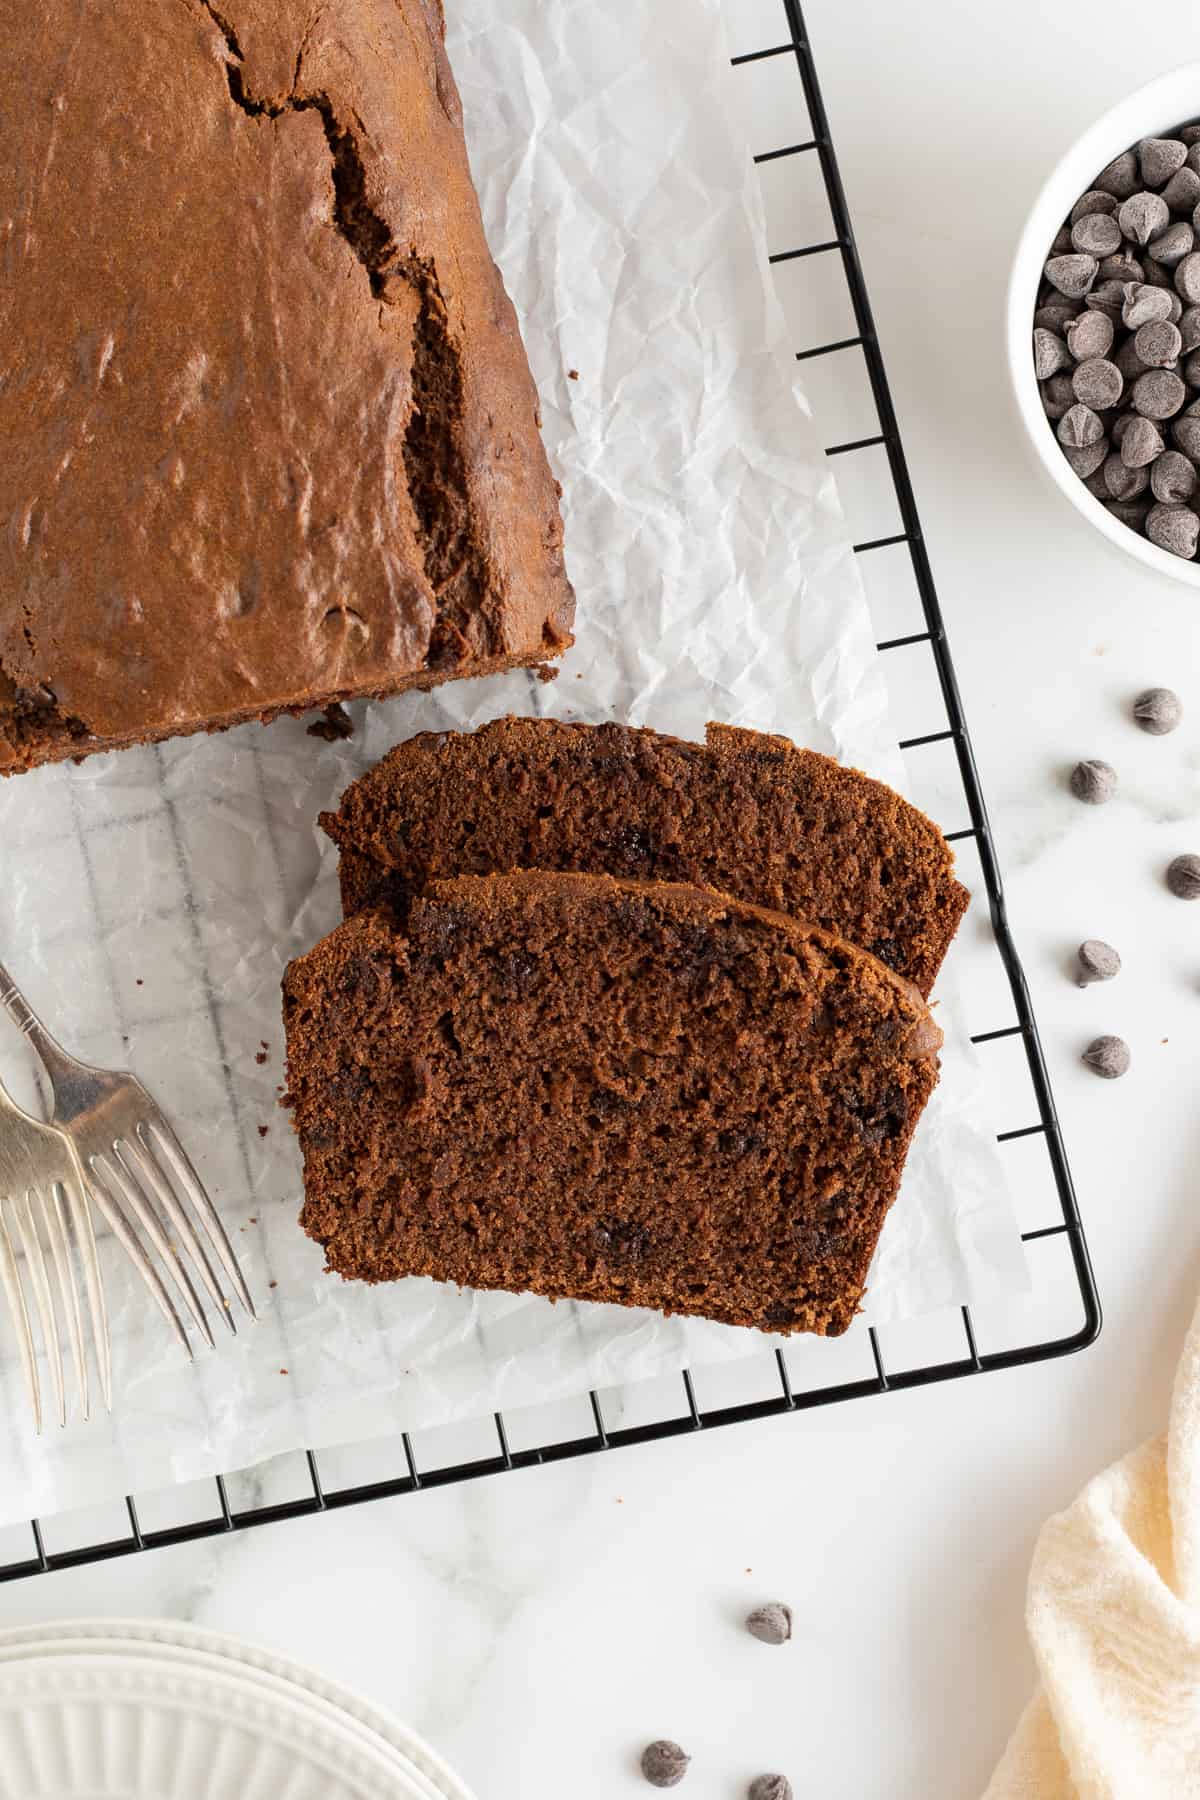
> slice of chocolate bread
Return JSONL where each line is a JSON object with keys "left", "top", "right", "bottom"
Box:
{"left": 283, "top": 870, "right": 942, "bottom": 1335}
{"left": 321, "top": 718, "right": 968, "bottom": 996}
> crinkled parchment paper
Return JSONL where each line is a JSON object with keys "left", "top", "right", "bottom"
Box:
{"left": 0, "top": 0, "right": 1025, "bottom": 1522}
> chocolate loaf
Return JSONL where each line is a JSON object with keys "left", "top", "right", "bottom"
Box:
{"left": 0, "top": 1, "right": 573, "bottom": 774}
{"left": 322, "top": 718, "right": 968, "bottom": 995}
{"left": 283, "top": 870, "right": 943, "bottom": 1335}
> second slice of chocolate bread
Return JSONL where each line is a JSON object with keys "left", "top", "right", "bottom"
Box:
{"left": 283, "top": 870, "right": 942, "bottom": 1335}
{"left": 321, "top": 718, "right": 968, "bottom": 996}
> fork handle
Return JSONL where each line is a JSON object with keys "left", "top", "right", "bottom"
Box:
{"left": 0, "top": 960, "right": 76, "bottom": 1084}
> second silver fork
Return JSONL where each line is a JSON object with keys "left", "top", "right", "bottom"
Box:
{"left": 0, "top": 960, "right": 256, "bottom": 1355}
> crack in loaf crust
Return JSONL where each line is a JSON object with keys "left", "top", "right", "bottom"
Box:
{"left": 282, "top": 871, "right": 943, "bottom": 1336}
{"left": 321, "top": 717, "right": 970, "bottom": 997}
{"left": 0, "top": 0, "right": 573, "bottom": 774}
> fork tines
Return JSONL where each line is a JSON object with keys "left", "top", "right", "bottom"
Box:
{"left": 0, "top": 1183, "right": 109, "bottom": 1433}
{"left": 83, "top": 1115, "right": 255, "bottom": 1359}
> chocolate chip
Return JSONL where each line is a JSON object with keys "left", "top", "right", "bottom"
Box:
{"left": 1150, "top": 452, "right": 1197, "bottom": 504}
{"left": 1120, "top": 415, "right": 1165, "bottom": 467}
{"left": 1146, "top": 502, "right": 1200, "bottom": 557}
{"left": 1070, "top": 189, "right": 1118, "bottom": 223}
{"left": 1069, "top": 759, "right": 1116, "bottom": 804}
{"left": 1082, "top": 1034, "right": 1130, "bottom": 1079}
{"left": 1122, "top": 283, "right": 1174, "bottom": 329}
{"left": 1139, "top": 138, "right": 1187, "bottom": 187}
{"left": 1062, "top": 438, "right": 1108, "bottom": 479}
{"left": 1045, "top": 253, "right": 1098, "bottom": 298}
{"left": 748, "top": 1779, "right": 794, "bottom": 1800}
{"left": 641, "top": 1741, "right": 690, "bottom": 1788}
{"left": 1066, "top": 310, "right": 1114, "bottom": 360}
{"left": 1041, "top": 372, "right": 1078, "bottom": 420}
{"left": 1119, "top": 191, "right": 1170, "bottom": 245}
{"left": 1180, "top": 305, "right": 1200, "bottom": 350}
{"left": 1151, "top": 220, "right": 1196, "bottom": 267}
{"left": 1133, "top": 685, "right": 1183, "bottom": 732}
{"left": 1103, "top": 454, "right": 1148, "bottom": 501}
{"left": 1134, "top": 319, "right": 1182, "bottom": 367}
{"left": 1076, "top": 939, "right": 1120, "bottom": 986}
{"left": 1172, "top": 409, "right": 1200, "bottom": 458}
{"left": 1164, "top": 166, "right": 1200, "bottom": 213}
{"left": 1132, "top": 369, "right": 1187, "bottom": 419}
{"left": 1094, "top": 149, "right": 1139, "bottom": 199}
{"left": 1084, "top": 279, "right": 1128, "bottom": 320}
{"left": 1177, "top": 252, "right": 1200, "bottom": 304}
{"left": 1071, "top": 212, "right": 1122, "bottom": 257}
{"left": 746, "top": 1603, "right": 792, "bottom": 1645}
{"left": 1167, "top": 852, "right": 1200, "bottom": 897}
{"left": 1072, "top": 359, "right": 1123, "bottom": 408}
{"left": 1058, "top": 403, "right": 1105, "bottom": 447}
{"left": 1033, "top": 328, "right": 1071, "bottom": 379}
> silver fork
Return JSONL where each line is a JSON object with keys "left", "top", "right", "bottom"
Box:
{"left": 0, "top": 961, "right": 256, "bottom": 1355}
{"left": 0, "top": 1077, "right": 109, "bottom": 1430}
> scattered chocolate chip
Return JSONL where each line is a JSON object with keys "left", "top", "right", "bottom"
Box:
{"left": 641, "top": 1741, "right": 690, "bottom": 1788}
{"left": 306, "top": 702, "right": 354, "bottom": 742}
{"left": 1167, "top": 852, "right": 1200, "bottom": 897}
{"left": 254, "top": 1049, "right": 268, "bottom": 1065}
{"left": 1069, "top": 759, "right": 1117, "bottom": 804}
{"left": 1133, "top": 685, "right": 1183, "bottom": 732}
{"left": 1076, "top": 939, "right": 1121, "bottom": 986}
{"left": 746, "top": 1602, "right": 792, "bottom": 1645}
{"left": 567, "top": 367, "right": 579, "bottom": 379}
{"left": 1082, "top": 1034, "right": 1130, "bottom": 1079}
{"left": 257, "top": 1124, "right": 269, "bottom": 1137}
{"left": 748, "top": 1779, "right": 793, "bottom": 1800}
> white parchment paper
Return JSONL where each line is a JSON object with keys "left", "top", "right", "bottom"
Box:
{"left": 0, "top": 0, "right": 1025, "bottom": 1523}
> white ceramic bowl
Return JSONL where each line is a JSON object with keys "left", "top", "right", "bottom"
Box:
{"left": 1007, "top": 64, "right": 1200, "bottom": 588}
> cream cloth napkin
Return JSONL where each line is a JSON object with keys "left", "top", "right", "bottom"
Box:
{"left": 985, "top": 1297, "right": 1200, "bottom": 1799}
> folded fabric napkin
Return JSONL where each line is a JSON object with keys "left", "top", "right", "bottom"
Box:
{"left": 985, "top": 1296, "right": 1200, "bottom": 1799}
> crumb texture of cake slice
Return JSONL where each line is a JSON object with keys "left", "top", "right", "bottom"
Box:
{"left": 282, "top": 870, "right": 942, "bottom": 1336}
{"left": 0, "top": 0, "right": 573, "bottom": 775}
{"left": 321, "top": 717, "right": 968, "bottom": 995}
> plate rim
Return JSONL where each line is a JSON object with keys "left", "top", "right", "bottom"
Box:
{"left": 0, "top": 1617, "right": 475, "bottom": 1800}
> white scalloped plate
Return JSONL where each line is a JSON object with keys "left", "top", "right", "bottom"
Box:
{"left": 0, "top": 1619, "right": 475, "bottom": 1800}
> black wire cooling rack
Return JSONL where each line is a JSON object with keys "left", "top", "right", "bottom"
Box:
{"left": 0, "top": 0, "right": 1099, "bottom": 1584}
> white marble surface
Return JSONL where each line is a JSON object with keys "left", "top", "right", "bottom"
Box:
{"left": 6, "top": 3, "right": 1200, "bottom": 1796}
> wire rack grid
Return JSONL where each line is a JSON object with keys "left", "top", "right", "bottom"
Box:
{"left": 0, "top": 0, "right": 1099, "bottom": 1585}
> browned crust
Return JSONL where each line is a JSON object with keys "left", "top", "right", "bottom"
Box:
{"left": 322, "top": 716, "right": 969, "bottom": 995}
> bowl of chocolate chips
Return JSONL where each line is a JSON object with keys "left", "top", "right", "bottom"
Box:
{"left": 1009, "top": 66, "right": 1200, "bottom": 583}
